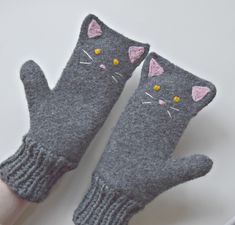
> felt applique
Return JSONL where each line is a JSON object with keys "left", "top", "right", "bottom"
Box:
{"left": 128, "top": 46, "right": 145, "bottom": 63}
{"left": 192, "top": 86, "right": 211, "bottom": 102}
{"left": 87, "top": 19, "right": 103, "bottom": 38}
{"left": 148, "top": 58, "right": 164, "bottom": 77}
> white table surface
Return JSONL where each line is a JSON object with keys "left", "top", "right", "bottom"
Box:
{"left": 0, "top": 0, "right": 234, "bottom": 225}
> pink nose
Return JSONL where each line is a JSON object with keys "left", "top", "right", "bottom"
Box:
{"left": 100, "top": 64, "right": 106, "bottom": 70}
{"left": 159, "top": 99, "right": 166, "bottom": 105}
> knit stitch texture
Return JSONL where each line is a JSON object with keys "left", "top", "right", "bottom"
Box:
{"left": 73, "top": 52, "right": 216, "bottom": 225}
{"left": 0, "top": 14, "right": 149, "bottom": 202}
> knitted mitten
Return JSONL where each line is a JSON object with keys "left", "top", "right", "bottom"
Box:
{"left": 0, "top": 14, "right": 149, "bottom": 202}
{"left": 73, "top": 52, "right": 216, "bottom": 225}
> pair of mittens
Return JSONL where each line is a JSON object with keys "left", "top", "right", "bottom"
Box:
{"left": 73, "top": 53, "right": 216, "bottom": 225}
{"left": 0, "top": 14, "right": 149, "bottom": 202}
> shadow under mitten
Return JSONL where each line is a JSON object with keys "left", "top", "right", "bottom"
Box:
{"left": 0, "top": 14, "right": 149, "bottom": 202}
{"left": 73, "top": 52, "right": 216, "bottom": 225}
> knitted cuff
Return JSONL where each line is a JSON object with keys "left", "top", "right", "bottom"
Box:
{"left": 73, "top": 175, "right": 143, "bottom": 225}
{"left": 0, "top": 136, "right": 76, "bottom": 202}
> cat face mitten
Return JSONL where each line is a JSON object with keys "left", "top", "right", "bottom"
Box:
{"left": 73, "top": 52, "right": 216, "bottom": 225}
{"left": 0, "top": 14, "right": 149, "bottom": 202}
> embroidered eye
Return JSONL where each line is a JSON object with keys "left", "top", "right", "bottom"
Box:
{"left": 94, "top": 48, "right": 102, "bottom": 55}
{"left": 113, "top": 58, "right": 119, "bottom": 65}
{"left": 173, "top": 96, "right": 181, "bottom": 103}
{"left": 153, "top": 85, "right": 161, "bottom": 92}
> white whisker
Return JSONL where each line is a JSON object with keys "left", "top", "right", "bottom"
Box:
{"left": 170, "top": 107, "right": 180, "bottom": 111}
{"left": 145, "top": 92, "right": 154, "bottom": 99}
{"left": 112, "top": 76, "right": 118, "bottom": 83}
{"left": 167, "top": 110, "right": 172, "bottom": 118}
{"left": 79, "top": 62, "right": 92, "bottom": 65}
{"left": 142, "top": 101, "right": 152, "bottom": 104}
{"left": 82, "top": 49, "right": 93, "bottom": 61}
{"left": 115, "top": 72, "right": 124, "bottom": 77}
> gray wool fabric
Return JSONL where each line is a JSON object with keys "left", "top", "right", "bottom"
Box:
{"left": 73, "top": 52, "right": 217, "bottom": 225}
{"left": 0, "top": 14, "right": 149, "bottom": 202}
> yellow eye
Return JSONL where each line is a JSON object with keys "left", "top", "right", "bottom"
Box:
{"left": 173, "top": 96, "right": 181, "bottom": 103}
{"left": 94, "top": 48, "right": 102, "bottom": 55}
{"left": 113, "top": 58, "right": 119, "bottom": 65}
{"left": 153, "top": 85, "right": 161, "bottom": 92}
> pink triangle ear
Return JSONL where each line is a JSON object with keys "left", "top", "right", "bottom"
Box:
{"left": 148, "top": 58, "right": 164, "bottom": 77}
{"left": 87, "top": 19, "right": 103, "bottom": 38}
{"left": 192, "top": 86, "right": 211, "bottom": 102}
{"left": 128, "top": 46, "right": 145, "bottom": 63}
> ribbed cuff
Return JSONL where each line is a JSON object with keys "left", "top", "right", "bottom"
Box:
{"left": 73, "top": 175, "right": 143, "bottom": 225}
{"left": 0, "top": 136, "right": 76, "bottom": 202}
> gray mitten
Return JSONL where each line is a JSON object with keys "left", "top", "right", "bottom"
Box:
{"left": 0, "top": 14, "right": 149, "bottom": 202}
{"left": 73, "top": 52, "right": 216, "bottom": 225}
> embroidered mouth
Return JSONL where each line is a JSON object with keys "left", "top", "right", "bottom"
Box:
{"left": 142, "top": 92, "right": 180, "bottom": 119}
{"left": 79, "top": 49, "right": 125, "bottom": 84}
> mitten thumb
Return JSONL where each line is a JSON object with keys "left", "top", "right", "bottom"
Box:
{"left": 20, "top": 60, "right": 50, "bottom": 109}
{"left": 162, "top": 154, "right": 213, "bottom": 190}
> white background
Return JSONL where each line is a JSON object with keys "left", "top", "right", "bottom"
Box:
{"left": 0, "top": 0, "right": 234, "bottom": 225}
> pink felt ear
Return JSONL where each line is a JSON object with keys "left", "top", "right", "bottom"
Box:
{"left": 192, "top": 86, "right": 211, "bottom": 102}
{"left": 87, "top": 19, "right": 102, "bottom": 38}
{"left": 128, "top": 46, "right": 145, "bottom": 63}
{"left": 148, "top": 58, "right": 164, "bottom": 77}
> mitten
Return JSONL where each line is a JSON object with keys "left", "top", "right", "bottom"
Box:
{"left": 0, "top": 14, "right": 149, "bottom": 202}
{"left": 73, "top": 52, "right": 216, "bottom": 225}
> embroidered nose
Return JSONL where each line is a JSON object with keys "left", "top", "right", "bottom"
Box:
{"left": 100, "top": 64, "right": 106, "bottom": 70}
{"left": 159, "top": 99, "right": 166, "bottom": 105}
